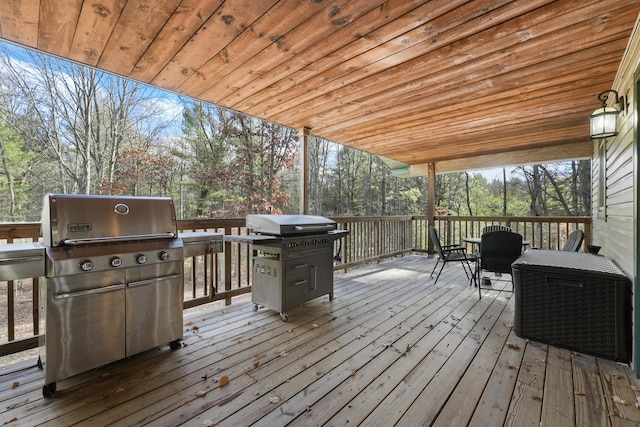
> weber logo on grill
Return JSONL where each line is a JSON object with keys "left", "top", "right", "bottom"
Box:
{"left": 67, "top": 223, "right": 92, "bottom": 232}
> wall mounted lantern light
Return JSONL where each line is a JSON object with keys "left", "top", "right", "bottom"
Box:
{"left": 590, "top": 90, "right": 625, "bottom": 139}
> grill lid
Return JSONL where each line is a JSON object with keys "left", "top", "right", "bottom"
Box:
{"left": 41, "top": 194, "right": 178, "bottom": 247}
{"left": 246, "top": 214, "right": 336, "bottom": 236}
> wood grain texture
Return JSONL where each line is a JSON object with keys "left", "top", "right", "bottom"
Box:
{"left": 37, "top": 0, "right": 83, "bottom": 56}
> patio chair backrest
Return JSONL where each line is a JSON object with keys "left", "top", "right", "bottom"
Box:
{"left": 562, "top": 229, "right": 585, "bottom": 252}
{"left": 428, "top": 225, "right": 445, "bottom": 258}
{"left": 482, "top": 225, "right": 512, "bottom": 234}
{"left": 479, "top": 230, "right": 523, "bottom": 274}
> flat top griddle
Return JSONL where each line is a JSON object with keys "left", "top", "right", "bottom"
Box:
{"left": 245, "top": 214, "right": 336, "bottom": 236}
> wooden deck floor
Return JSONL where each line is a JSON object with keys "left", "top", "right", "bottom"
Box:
{"left": 1, "top": 255, "right": 640, "bottom": 426}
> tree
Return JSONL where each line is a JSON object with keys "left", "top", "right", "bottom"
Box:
{"left": 175, "top": 103, "right": 298, "bottom": 218}
{"left": 435, "top": 172, "right": 466, "bottom": 214}
{"left": 518, "top": 161, "right": 591, "bottom": 216}
{"left": 230, "top": 113, "right": 298, "bottom": 215}
{"left": 99, "top": 146, "right": 175, "bottom": 196}
{"left": 178, "top": 102, "right": 233, "bottom": 216}
{"left": 0, "top": 120, "right": 32, "bottom": 221}
{"left": 0, "top": 46, "right": 176, "bottom": 197}
{"left": 308, "top": 135, "right": 332, "bottom": 214}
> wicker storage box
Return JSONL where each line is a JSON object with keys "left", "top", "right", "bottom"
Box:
{"left": 513, "top": 250, "right": 631, "bottom": 362}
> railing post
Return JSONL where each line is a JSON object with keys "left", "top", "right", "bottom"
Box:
{"left": 7, "top": 280, "right": 14, "bottom": 342}
{"left": 224, "top": 225, "right": 233, "bottom": 305}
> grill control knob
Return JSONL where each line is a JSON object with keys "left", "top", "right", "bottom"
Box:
{"left": 158, "top": 251, "right": 170, "bottom": 261}
{"left": 110, "top": 257, "right": 122, "bottom": 268}
{"left": 136, "top": 254, "right": 147, "bottom": 264}
{"left": 79, "top": 260, "right": 93, "bottom": 272}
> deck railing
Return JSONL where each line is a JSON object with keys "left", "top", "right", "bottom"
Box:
{"left": 427, "top": 215, "right": 591, "bottom": 252}
{"left": 0, "top": 215, "right": 590, "bottom": 358}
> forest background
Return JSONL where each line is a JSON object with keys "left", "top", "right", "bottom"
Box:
{"left": 0, "top": 43, "right": 591, "bottom": 223}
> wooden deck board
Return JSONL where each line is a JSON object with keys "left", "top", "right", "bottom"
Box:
{"left": 388, "top": 297, "right": 506, "bottom": 426}
{"left": 504, "top": 340, "right": 547, "bottom": 426}
{"left": 572, "top": 353, "right": 609, "bottom": 427}
{"left": 600, "top": 358, "right": 640, "bottom": 424}
{"left": 466, "top": 328, "right": 527, "bottom": 427}
{"left": 0, "top": 255, "right": 639, "bottom": 426}
{"left": 542, "top": 340, "right": 576, "bottom": 425}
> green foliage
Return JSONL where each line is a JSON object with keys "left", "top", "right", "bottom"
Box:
{"left": 307, "top": 136, "right": 590, "bottom": 218}
{"left": 0, "top": 120, "right": 32, "bottom": 221}
{"left": 175, "top": 102, "right": 298, "bottom": 218}
{"left": 398, "top": 188, "right": 423, "bottom": 215}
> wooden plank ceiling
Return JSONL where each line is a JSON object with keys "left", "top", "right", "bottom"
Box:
{"left": 0, "top": 0, "right": 638, "bottom": 173}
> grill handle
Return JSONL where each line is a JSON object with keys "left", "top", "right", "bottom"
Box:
{"left": 294, "top": 225, "right": 334, "bottom": 232}
{"left": 61, "top": 232, "right": 177, "bottom": 245}
{"left": 312, "top": 264, "right": 316, "bottom": 290}
{"left": 292, "top": 265, "right": 317, "bottom": 290}
{"left": 54, "top": 283, "right": 126, "bottom": 300}
{"left": 128, "top": 274, "right": 181, "bottom": 288}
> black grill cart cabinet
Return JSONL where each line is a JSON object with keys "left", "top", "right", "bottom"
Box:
{"left": 512, "top": 250, "right": 631, "bottom": 362}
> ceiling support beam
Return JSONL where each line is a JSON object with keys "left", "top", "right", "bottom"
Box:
{"left": 409, "top": 142, "right": 593, "bottom": 176}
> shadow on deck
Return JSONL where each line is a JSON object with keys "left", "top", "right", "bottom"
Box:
{"left": 1, "top": 255, "right": 639, "bottom": 426}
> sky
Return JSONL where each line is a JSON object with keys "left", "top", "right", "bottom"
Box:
{"left": 476, "top": 167, "right": 516, "bottom": 181}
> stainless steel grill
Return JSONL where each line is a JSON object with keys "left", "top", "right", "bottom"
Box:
{"left": 33, "top": 193, "right": 222, "bottom": 397}
{"left": 0, "top": 194, "right": 223, "bottom": 397}
{"left": 226, "top": 214, "right": 348, "bottom": 321}
{"left": 37, "top": 194, "right": 184, "bottom": 397}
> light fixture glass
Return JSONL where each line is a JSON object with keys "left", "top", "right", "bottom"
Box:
{"left": 590, "top": 90, "right": 624, "bottom": 139}
{"left": 590, "top": 106, "right": 619, "bottom": 139}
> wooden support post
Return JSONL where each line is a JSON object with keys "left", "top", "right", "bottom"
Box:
{"left": 428, "top": 162, "right": 436, "bottom": 255}
{"left": 299, "top": 127, "right": 311, "bottom": 214}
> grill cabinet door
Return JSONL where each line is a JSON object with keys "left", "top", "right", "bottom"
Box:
{"left": 284, "top": 248, "right": 333, "bottom": 310}
{"left": 42, "top": 270, "right": 126, "bottom": 384}
{"left": 125, "top": 261, "right": 184, "bottom": 356}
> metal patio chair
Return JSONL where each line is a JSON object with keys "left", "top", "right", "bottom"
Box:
{"left": 429, "top": 225, "right": 476, "bottom": 286}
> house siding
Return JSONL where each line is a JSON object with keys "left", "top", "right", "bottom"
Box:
{"left": 593, "top": 16, "right": 639, "bottom": 277}
{"left": 593, "top": 13, "right": 640, "bottom": 373}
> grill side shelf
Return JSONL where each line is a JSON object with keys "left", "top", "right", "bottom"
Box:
{"left": 224, "top": 235, "right": 281, "bottom": 245}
